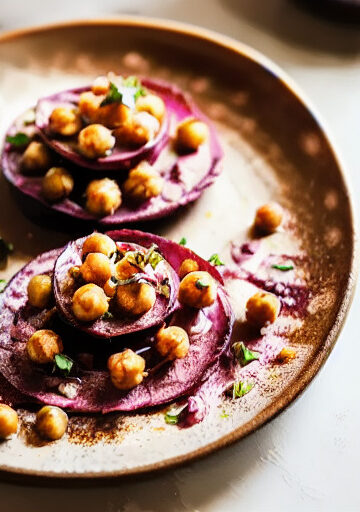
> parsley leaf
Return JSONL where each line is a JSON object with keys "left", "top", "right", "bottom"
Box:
{"left": 54, "top": 354, "right": 73, "bottom": 376}
{"left": 208, "top": 253, "right": 224, "bottom": 266}
{"left": 0, "top": 279, "right": 7, "bottom": 293}
{"left": 100, "top": 82, "right": 123, "bottom": 107}
{"left": 100, "top": 77, "right": 147, "bottom": 109}
{"left": 179, "top": 237, "right": 187, "bottom": 246}
{"left": 272, "top": 264, "right": 294, "bottom": 271}
{"left": 195, "top": 279, "right": 209, "bottom": 290}
{"left": 6, "top": 132, "right": 30, "bottom": 147}
{"left": 233, "top": 342, "right": 260, "bottom": 366}
{"left": 232, "top": 380, "right": 254, "bottom": 399}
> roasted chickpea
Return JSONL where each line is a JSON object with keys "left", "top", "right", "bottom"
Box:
{"left": 103, "top": 278, "right": 117, "bottom": 298}
{"left": 114, "top": 112, "right": 159, "bottom": 147}
{"left": 115, "top": 258, "right": 139, "bottom": 280}
{"left": 276, "top": 347, "right": 296, "bottom": 363}
{"left": 108, "top": 349, "right": 146, "bottom": 390}
{"left": 72, "top": 283, "right": 109, "bottom": 322}
{"left": 26, "top": 329, "right": 63, "bottom": 364}
{"left": 116, "top": 281, "right": 156, "bottom": 316}
{"left": 136, "top": 94, "right": 165, "bottom": 121}
{"left": 78, "top": 124, "right": 115, "bottom": 159}
{"left": 82, "top": 233, "right": 117, "bottom": 258}
{"left": 178, "top": 259, "right": 199, "bottom": 279}
{"left": 49, "top": 107, "right": 82, "bottom": 136}
{"left": 85, "top": 178, "right": 122, "bottom": 217}
{"left": 41, "top": 167, "right": 74, "bottom": 202}
{"left": 123, "top": 162, "right": 163, "bottom": 203}
{"left": 246, "top": 291, "right": 280, "bottom": 329}
{"left": 0, "top": 404, "right": 18, "bottom": 439}
{"left": 21, "top": 141, "right": 52, "bottom": 174}
{"left": 176, "top": 118, "right": 209, "bottom": 151}
{"left": 91, "top": 75, "right": 110, "bottom": 95}
{"left": 78, "top": 91, "right": 103, "bottom": 123}
{"left": 36, "top": 406, "right": 68, "bottom": 440}
{"left": 178, "top": 271, "right": 217, "bottom": 309}
{"left": 27, "top": 274, "right": 52, "bottom": 309}
{"left": 80, "top": 252, "right": 112, "bottom": 286}
{"left": 97, "top": 103, "right": 132, "bottom": 129}
{"left": 155, "top": 326, "right": 189, "bottom": 360}
{"left": 254, "top": 202, "right": 283, "bottom": 234}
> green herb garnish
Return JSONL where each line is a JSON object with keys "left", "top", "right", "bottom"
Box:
{"left": 54, "top": 354, "right": 73, "bottom": 376}
{"left": 220, "top": 410, "right": 229, "bottom": 419}
{"left": 232, "top": 380, "right": 254, "bottom": 399}
{"left": 164, "top": 406, "right": 184, "bottom": 425}
{"left": 271, "top": 264, "right": 294, "bottom": 271}
{"left": 0, "top": 279, "right": 7, "bottom": 293}
{"left": 208, "top": 253, "right": 224, "bottom": 266}
{"left": 100, "top": 77, "right": 147, "bottom": 109}
{"left": 100, "top": 82, "right": 123, "bottom": 107}
{"left": 195, "top": 279, "right": 209, "bottom": 290}
{"left": 233, "top": 342, "right": 260, "bottom": 367}
{"left": 102, "top": 311, "right": 114, "bottom": 320}
{"left": 179, "top": 237, "right": 187, "bottom": 246}
{"left": 6, "top": 132, "right": 30, "bottom": 147}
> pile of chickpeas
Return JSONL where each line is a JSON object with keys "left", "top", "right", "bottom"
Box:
{"left": 19, "top": 74, "right": 210, "bottom": 219}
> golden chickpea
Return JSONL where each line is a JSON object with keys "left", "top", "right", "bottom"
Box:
{"left": 246, "top": 291, "right": 280, "bottom": 329}
{"left": 82, "top": 233, "right": 117, "bottom": 258}
{"left": 36, "top": 406, "right": 68, "bottom": 440}
{"left": 91, "top": 75, "right": 110, "bottom": 95}
{"left": 116, "top": 281, "right": 156, "bottom": 316}
{"left": 85, "top": 178, "right": 122, "bottom": 217}
{"left": 80, "top": 252, "right": 112, "bottom": 286}
{"left": 0, "top": 404, "right": 18, "bottom": 439}
{"left": 155, "top": 326, "right": 189, "bottom": 360}
{"left": 26, "top": 329, "right": 63, "bottom": 364}
{"left": 27, "top": 274, "right": 52, "bottom": 309}
{"left": 21, "top": 141, "right": 52, "bottom": 174}
{"left": 49, "top": 107, "right": 82, "bottom": 136}
{"left": 178, "top": 258, "right": 199, "bottom": 279}
{"left": 114, "top": 112, "right": 159, "bottom": 147}
{"left": 78, "top": 91, "right": 103, "bottom": 123}
{"left": 41, "top": 167, "right": 74, "bottom": 203}
{"left": 78, "top": 124, "right": 115, "bottom": 159}
{"left": 97, "top": 103, "right": 132, "bottom": 129}
{"left": 276, "top": 347, "right": 296, "bottom": 363}
{"left": 115, "top": 258, "right": 139, "bottom": 280}
{"left": 123, "top": 162, "right": 163, "bottom": 203}
{"left": 103, "top": 278, "right": 117, "bottom": 298}
{"left": 136, "top": 94, "right": 165, "bottom": 121}
{"left": 72, "top": 283, "right": 109, "bottom": 322}
{"left": 254, "top": 202, "right": 283, "bottom": 234}
{"left": 178, "top": 271, "right": 217, "bottom": 309}
{"left": 108, "top": 349, "right": 146, "bottom": 390}
{"left": 176, "top": 118, "right": 209, "bottom": 151}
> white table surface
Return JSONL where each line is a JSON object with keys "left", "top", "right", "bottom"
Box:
{"left": 0, "top": 1, "right": 359, "bottom": 510}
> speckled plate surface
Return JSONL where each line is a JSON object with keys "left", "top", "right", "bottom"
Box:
{"left": 0, "top": 18, "right": 357, "bottom": 483}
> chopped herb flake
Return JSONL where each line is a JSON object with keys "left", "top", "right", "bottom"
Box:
{"left": 0, "top": 279, "right": 7, "bottom": 293}
{"left": 272, "top": 264, "right": 294, "bottom": 271}
{"left": 164, "top": 406, "right": 185, "bottom": 425}
{"left": 54, "top": 354, "right": 73, "bottom": 376}
{"left": 232, "top": 380, "right": 254, "bottom": 399}
{"left": 100, "top": 82, "right": 123, "bottom": 107}
{"left": 208, "top": 253, "right": 224, "bottom": 266}
{"left": 6, "top": 132, "right": 30, "bottom": 147}
{"left": 179, "top": 237, "right": 187, "bottom": 246}
{"left": 233, "top": 341, "right": 260, "bottom": 367}
{"left": 195, "top": 279, "right": 209, "bottom": 290}
{"left": 102, "top": 311, "right": 114, "bottom": 320}
{"left": 100, "top": 77, "right": 147, "bottom": 110}
{"left": 220, "top": 410, "right": 229, "bottom": 418}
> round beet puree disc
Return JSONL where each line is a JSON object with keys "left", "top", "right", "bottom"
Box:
{"left": 0, "top": 234, "right": 234, "bottom": 421}
{"left": 53, "top": 233, "right": 180, "bottom": 338}
{"left": 2, "top": 88, "right": 222, "bottom": 229}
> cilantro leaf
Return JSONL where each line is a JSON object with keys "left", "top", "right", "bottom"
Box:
{"left": 0, "top": 279, "right": 7, "bottom": 293}
{"left": 233, "top": 342, "right": 260, "bottom": 366}
{"left": 179, "top": 237, "right": 187, "bottom": 246}
{"left": 54, "top": 354, "right": 73, "bottom": 376}
{"left": 6, "top": 132, "right": 30, "bottom": 147}
{"left": 232, "top": 380, "right": 254, "bottom": 399}
{"left": 100, "top": 82, "right": 123, "bottom": 107}
{"left": 100, "top": 77, "right": 147, "bottom": 109}
{"left": 208, "top": 253, "right": 224, "bottom": 266}
{"left": 195, "top": 279, "right": 209, "bottom": 290}
{"left": 272, "top": 264, "right": 294, "bottom": 271}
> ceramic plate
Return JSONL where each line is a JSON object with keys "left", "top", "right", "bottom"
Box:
{"left": 0, "top": 18, "right": 357, "bottom": 483}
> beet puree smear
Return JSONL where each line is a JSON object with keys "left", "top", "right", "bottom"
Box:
{"left": 0, "top": 231, "right": 234, "bottom": 426}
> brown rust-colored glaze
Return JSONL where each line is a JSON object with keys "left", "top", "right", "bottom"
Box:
{"left": 0, "top": 18, "right": 357, "bottom": 483}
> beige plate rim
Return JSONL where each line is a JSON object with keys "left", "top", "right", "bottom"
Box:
{"left": 0, "top": 17, "right": 358, "bottom": 483}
